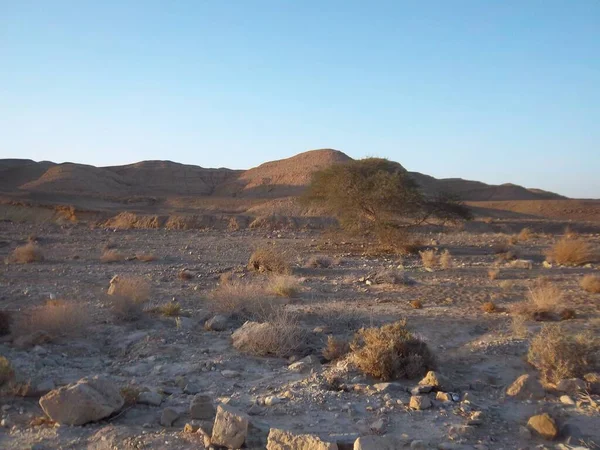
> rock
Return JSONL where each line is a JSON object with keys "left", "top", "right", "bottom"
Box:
{"left": 205, "top": 315, "right": 229, "bottom": 331}
{"left": 211, "top": 404, "right": 250, "bottom": 449}
{"left": 264, "top": 396, "right": 283, "bottom": 406}
{"left": 410, "top": 441, "right": 426, "bottom": 449}
{"left": 527, "top": 413, "right": 559, "bottom": 440}
{"left": 370, "top": 418, "right": 385, "bottom": 433}
{"left": 435, "top": 392, "right": 452, "bottom": 402}
{"left": 411, "top": 385, "right": 433, "bottom": 395}
{"left": 138, "top": 391, "right": 162, "bottom": 406}
{"left": 39, "top": 376, "right": 124, "bottom": 425}
{"left": 560, "top": 395, "right": 575, "bottom": 405}
{"left": 160, "top": 407, "right": 180, "bottom": 427}
{"left": 409, "top": 395, "right": 432, "bottom": 410}
{"left": 354, "top": 435, "right": 403, "bottom": 449}
{"left": 13, "top": 331, "right": 52, "bottom": 349}
{"left": 232, "top": 321, "right": 275, "bottom": 353}
{"left": 184, "top": 422, "right": 199, "bottom": 433}
{"left": 556, "top": 378, "right": 586, "bottom": 394}
{"left": 288, "top": 355, "right": 321, "bottom": 373}
{"left": 509, "top": 259, "right": 533, "bottom": 269}
{"left": 267, "top": 428, "right": 338, "bottom": 449}
{"left": 246, "top": 419, "right": 270, "bottom": 448}
{"left": 543, "top": 261, "right": 552, "bottom": 268}
{"left": 467, "top": 411, "right": 484, "bottom": 426}
{"left": 506, "top": 374, "right": 545, "bottom": 399}
{"left": 419, "top": 371, "right": 449, "bottom": 391}
{"left": 183, "top": 383, "right": 201, "bottom": 395}
{"left": 190, "top": 395, "right": 216, "bottom": 420}
{"left": 221, "top": 370, "right": 240, "bottom": 378}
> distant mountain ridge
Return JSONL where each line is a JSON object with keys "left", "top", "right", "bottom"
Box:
{"left": 0, "top": 150, "right": 566, "bottom": 201}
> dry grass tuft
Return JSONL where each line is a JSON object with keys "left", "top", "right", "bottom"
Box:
{"left": 527, "top": 324, "right": 598, "bottom": 385}
{"left": 511, "top": 315, "right": 529, "bottom": 339}
{"left": 10, "top": 242, "right": 44, "bottom": 264}
{"left": 517, "top": 227, "right": 534, "bottom": 242}
{"left": 0, "top": 311, "right": 12, "bottom": 336}
{"left": 419, "top": 249, "right": 439, "bottom": 269}
{"left": 545, "top": 237, "right": 596, "bottom": 266}
{"left": 305, "top": 255, "right": 333, "bottom": 269}
{"left": 0, "top": 356, "right": 14, "bottom": 386}
{"left": 488, "top": 268, "right": 500, "bottom": 281}
{"left": 322, "top": 335, "right": 350, "bottom": 361}
{"left": 108, "top": 276, "right": 151, "bottom": 321}
{"left": 135, "top": 253, "right": 156, "bottom": 262}
{"left": 410, "top": 300, "right": 423, "bottom": 309}
{"left": 581, "top": 274, "right": 600, "bottom": 294}
{"left": 350, "top": 320, "right": 434, "bottom": 381}
{"left": 268, "top": 275, "right": 300, "bottom": 298}
{"left": 512, "top": 279, "right": 564, "bottom": 321}
{"left": 248, "top": 247, "right": 291, "bottom": 275}
{"left": 439, "top": 250, "right": 452, "bottom": 269}
{"left": 374, "top": 227, "right": 422, "bottom": 255}
{"left": 482, "top": 302, "right": 497, "bottom": 313}
{"left": 234, "top": 311, "right": 306, "bottom": 358}
{"left": 207, "top": 278, "right": 281, "bottom": 320}
{"left": 16, "top": 300, "right": 89, "bottom": 339}
{"left": 158, "top": 302, "right": 181, "bottom": 317}
{"left": 100, "top": 249, "right": 124, "bottom": 263}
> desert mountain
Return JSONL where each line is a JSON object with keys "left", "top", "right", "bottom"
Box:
{"left": 0, "top": 149, "right": 565, "bottom": 201}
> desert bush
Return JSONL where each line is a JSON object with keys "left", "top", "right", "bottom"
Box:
{"left": 108, "top": 276, "right": 150, "bottom": 321}
{"left": 0, "top": 311, "right": 12, "bottom": 336}
{"left": 374, "top": 225, "right": 422, "bottom": 255}
{"left": 410, "top": 300, "right": 423, "bottom": 309}
{"left": 439, "top": 250, "right": 452, "bottom": 269}
{"left": 419, "top": 249, "right": 438, "bottom": 269}
{"left": 527, "top": 279, "right": 563, "bottom": 312}
{"left": 135, "top": 253, "right": 156, "bottom": 262}
{"left": 10, "top": 242, "right": 44, "bottom": 264}
{"left": 100, "top": 249, "right": 124, "bottom": 263}
{"left": 268, "top": 275, "right": 300, "bottom": 298}
{"left": 207, "top": 278, "right": 281, "bottom": 320}
{"left": 488, "top": 268, "right": 500, "bottom": 281}
{"left": 305, "top": 255, "right": 333, "bottom": 268}
{"left": 248, "top": 247, "right": 291, "bottom": 275}
{"left": 545, "top": 237, "right": 596, "bottom": 266}
{"left": 527, "top": 324, "right": 598, "bottom": 385}
{"left": 322, "top": 335, "right": 350, "bottom": 361}
{"left": 482, "top": 302, "right": 497, "bottom": 313}
{"left": 0, "top": 356, "right": 14, "bottom": 386}
{"left": 350, "top": 320, "right": 434, "bottom": 381}
{"left": 16, "top": 300, "right": 89, "bottom": 339}
{"left": 581, "top": 274, "right": 600, "bottom": 294}
{"left": 235, "top": 311, "right": 306, "bottom": 357}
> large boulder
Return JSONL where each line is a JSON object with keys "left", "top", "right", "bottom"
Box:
{"left": 39, "top": 376, "right": 124, "bottom": 425}
{"left": 211, "top": 404, "right": 250, "bottom": 449}
{"left": 266, "top": 428, "right": 338, "bottom": 449}
{"left": 527, "top": 413, "right": 559, "bottom": 440}
{"left": 506, "top": 374, "right": 545, "bottom": 399}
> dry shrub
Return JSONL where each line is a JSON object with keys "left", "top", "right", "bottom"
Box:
{"left": 559, "top": 308, "right": 576, "bottom": 320}
{"left": 10, "top": 243, "right": 44, "bottom": 264}
{"left": 581, "top": 275, "right": 600, "bottom": 294}
{"left": 322, "top": 335, "right": 350, "bottom": 361}
{"left": 219, "top": 271, "right": 234, "bottom": 285}
{"left": 16, "top": 300, "right": 89, "bottom": 339}
{"left": 527, "top": 279, "right": 563, "bottom": 312}
{"left": 179, "top": 269, "right": 193, "bottom": 280}
{"left": 350, "top": 320, "right": 434, "bottom": 381}
{"left": 108, "top": 276, "right": 150, "bottom": 321}
{"left": 100, "top": 249, "right": 124, "bottom": 263}
{"left": 511, "top": 315, "right": 529, "bottom": 339}
{"left": 268, "top": 275, "right": 300, "bottom": 298}
{"left": 499, "top": 280, "right": 514, "bottom": 291}
{"left": 135, "top": 253, "right": 156, "bottom": 262}
{"left": 410, "top": 300, "right": 423, "bottom": 309}
{"left": 419, "top": 250, "right": 438, "bottom": 269}
{"left": 158, "top": 302, "right": 181, "bottom": 317}
{"left": 439, "top": 250, "right": 452, "bottom": 269}
{"left": 482, "top": 302, "right": 497, "bottom": 313}
{"left": 374, "top": 227, "right": 422, "bottom": 255}
{"left": 305, "top": 255, "right": 333, "bottom": 269}
{"left": 545, "top": 237, "right": 596, "bottom": 266}
{"left": 0, "top": 311, "right": 12, "bottom": 336}
{"left": 0, "top": 356, "right": 14, "bottom": 386}
{"left": 235, "top": 311, "right": 306, "bottom": 357}
{"left": 527, "top": 324, "right": 598, "bottom": 385}
{"left": 518, "top": 227, "right": 533, "bottom": 242}
{"left": 207, "top": 278, "right": 281, "bottom": 320}
{"left": 248, "top": 247, "right": 291, "bottom": 275}
{"left": 488, "top": 268, "right": 500, "bottom": 281}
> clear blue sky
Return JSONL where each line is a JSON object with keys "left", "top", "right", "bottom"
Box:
{"left": 1, "top": 1, "right": 598, "bottom": 198}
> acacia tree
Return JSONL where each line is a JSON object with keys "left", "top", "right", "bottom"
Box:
{"left": 302, "top": 158, "right": 471, "bottom": 251}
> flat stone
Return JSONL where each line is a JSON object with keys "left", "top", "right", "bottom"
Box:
{"left": 205, "top": 315, "right": 229, "bottom": 331}
{"left": 506, "top": 374, "right": 545, "bottom": 399}
{"left": 267, "top": 428, "right": 338, "bottom": 449}
{"left": 190, "top": 395, "right": 216, "bottom": 420}
{"left": 354, "top": 435, "right": 404, "bottom": 450}
{"left": 527, "top": 413, "right": 559, "bottom": 440}
{"left": 409, "top": 395, "right": 432, "bottom": 410}
{"left": 560, "top": 395, "right": 575, "bottom": 405}
{"left": 373, "top": 382, "right": 404, "bottom": 393}
{"left": 138, "top": 391, "right": 163, "bottom": 406}
{"left": 160, "top": 407, "right": 180, "bottom": 427}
